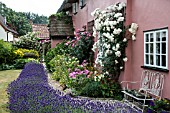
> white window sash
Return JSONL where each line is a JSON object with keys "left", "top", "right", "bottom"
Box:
{"left": 144, "top": 29, "right": 168, "bottom": 69}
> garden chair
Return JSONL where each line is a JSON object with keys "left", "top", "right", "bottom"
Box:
{"left": 121, "top": 70, "right": 164, "bottom": 112}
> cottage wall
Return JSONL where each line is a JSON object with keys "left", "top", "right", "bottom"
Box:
{"left": 124, "top": 0, "right": 170, "bottom": 98}
{"left": 0, "top": 25, "right": 7, "bottom": 41}
{"left": 72, "top": 0, "right": 126, "bottom": 31}
{"left": 71, "top": 0, "right": 170, "bottom": 98}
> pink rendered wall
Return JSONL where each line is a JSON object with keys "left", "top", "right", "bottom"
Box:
{"left": 72, "top": 0, "right": 126, "bottom": 31}
{"left": 72, "top": 0, "right": 170, "bottom": 98}
{"left": 126, "top": 0, "right": 170, "bottom": 98}
{"left": 51, "top": 39, "right": 64, "bottom": 48}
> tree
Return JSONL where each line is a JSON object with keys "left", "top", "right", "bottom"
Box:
{"left": 0, "top": 2, "right": 48, "bottom": 36}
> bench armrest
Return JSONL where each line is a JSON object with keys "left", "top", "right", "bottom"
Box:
{"left": 121, "top": 81, "right": 140, "bottom": 90}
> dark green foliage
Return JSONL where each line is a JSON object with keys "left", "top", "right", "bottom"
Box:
{"left": 0, "top": 64, "right": 14, "bottom": 71}
{"left": 13, "top": 58, "right": 38, "bottom": 69}
{"left": 80, "top": 80, "right": 102, "bottom": 97}
{"left": 51, "top": 12, "right": 72, "bottom": 25}
{"left": 23, "top": 12, "right": 48, "bottom": 24}
{"left": 44, "top": 41, "right": 70, "bottom": 71}
{"left": 0, "top": 40, "right": 15, "bottom": 64}
{"left": 0, "top": 2, "right": 48, "bottom": 36}
{"left": 68, "top": 31, "right": 94, "bottom": 63}
{"left": 80, "top": 80, "right": 122, "bottom": 99}
{"left": 148, "top": 99, "right": 170, "bottom": 113}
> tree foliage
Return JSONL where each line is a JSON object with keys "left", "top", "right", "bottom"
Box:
{"left": 0, "top": 2, "right": 48, "bottom": 36}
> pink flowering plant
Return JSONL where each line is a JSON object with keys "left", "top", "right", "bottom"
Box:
{"left": 67, "top": 60, "right": 93, "bottom": 94}
{"left": 66, "top": 30, "right": 94, "bottom": 64}
{"left": 49, "top": 54, "right": 79, "bottom": 85}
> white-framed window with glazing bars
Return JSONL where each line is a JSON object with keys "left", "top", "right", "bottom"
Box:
{"left": 72, "top": 2, "right": 78, "bottom": 14}
{"left": 79, "top": 0, "right": 86, "bottom": 9}
{"left": 144, "top": 28, "right": 168, "bottom": 69}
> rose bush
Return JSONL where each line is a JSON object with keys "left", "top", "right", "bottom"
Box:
{"left": 91, "top": 2, "right": 138, "bottom": 81}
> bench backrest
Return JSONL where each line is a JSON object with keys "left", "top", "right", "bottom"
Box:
{"left": 140, "top": 70, "right": 164, "bottom": 98}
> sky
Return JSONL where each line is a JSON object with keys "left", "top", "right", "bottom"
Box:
{"left": 0, "top": 0, "right": 64, "bottom": 17}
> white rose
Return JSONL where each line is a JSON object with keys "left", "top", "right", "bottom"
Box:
{"left": 115, "top": 51, "right": 121, "bottom": 57}
{"left": 120, "top": 2, "right": 126, "bottom": 7}
{"left": 123, "top": 57, "right": 128, "bottom": 62}
{"left": 117, "top": 17, "right": 124, "bottom": 23}
{"left": 120, "top": 66, "right": 123, "bottom": 69}
{"left": 94, "top": 76, "right": 97, "bottom": 81}
{"left": 132, "top": 35, "right": 136, "bottom": 40}
{"left": 112, "top": 46, "right": 116, "bottom": 51}
{"left": 123, "top": 38, "right": 127, "bottom": 42}
{"left": 114, "top": 13, "right": 122, "bottom": 18}
{"left": 117, "top": 4, "right": 123, "bottom": 11}
{"left": 131, "top": 23, "right": 138, "bottom": 30}
{"left": 107, "top": 27, "right": 110, "bottom": 31}
{"left": 116, "top": 43, "right": 120, "bottom": 49}
{"left": 115, "top": 60, "right": 118, "bottom": 64}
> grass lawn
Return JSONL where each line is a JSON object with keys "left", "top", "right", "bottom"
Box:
{"left": 0, "top": 69, "right": 21, "bottom": 113}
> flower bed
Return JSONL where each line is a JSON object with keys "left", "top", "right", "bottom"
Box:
{"left": 7, "top": 62, "right": 141, "bottom": 113}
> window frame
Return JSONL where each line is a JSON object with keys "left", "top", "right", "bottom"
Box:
{"left": 144, "top": 28, "right": 168, "bottom": 69}
{"left": 72, "top": 2, "right": 78, "bottom": 14}
{"left": 79, "top": 0, "right": 86, "bottom": 9}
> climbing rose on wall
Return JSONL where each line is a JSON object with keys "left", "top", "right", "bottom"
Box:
{"left": 129, "top": 23, "right": 139, "bottom": 40}
{"left": 91, "top": 2, "right": 138, "bottom": 81}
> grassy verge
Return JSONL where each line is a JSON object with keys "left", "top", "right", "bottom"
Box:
{"left": 0, "top": 70, "right": 21, "bottom": 113}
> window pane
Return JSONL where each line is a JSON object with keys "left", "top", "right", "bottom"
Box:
{"left": 156, "top": 55, "right": 160, "bottom": 66}
{"left": 150, "top": 33, "right": 154, "bottom": 42}
{"left": 146, "top": 34, "right": 149, "bottom": 42}
{"left": 150, "top": 43, "right": 153, "bottom": 53}
{"left": 156, "top": 43, "right": 160, "bottom": 54}
{"left": 156, "top": 32, "right": 160, "bottom": 41}
{"left": 162, "top": 37, "right": 166, "bottom": 41}
{"left": 162, "top": 31, "right": 166, "bottom": 37}
{"left": 150, "top": 55, "right": 154, "bottom": 65}
{"left": 145, "top": 44, "right": 149, "bottom": 53}
{"left": 146, "top": 55, "right": 149, "bottom": 64}
{"left": 162, "top": 55, "right": 166, "bottom": 67}
{"left": 162, "top": 31, "right": 166, "bottom": 41}
{"left": 162, "top": 43, "right": 166, "bottom": 54}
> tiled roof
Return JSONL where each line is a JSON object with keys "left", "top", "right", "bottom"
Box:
{"left": 31, "top": 24, "right": 49, "bottom": 39}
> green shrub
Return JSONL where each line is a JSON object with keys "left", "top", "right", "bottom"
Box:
{"left": 49, "top": 55, "right": 79, "bottom": 85}
{"left": 0, "top": 64, "right": 15, "bottom": 71}
{"left": 66, "top": 31, "right": 94, "bottom": 63}
{"left": 13, "top": 32, "right": 41, "bottom": 51}
{"left": 14, "top": 58, "right": 39, "bottom": 69}
{"left": 45, "top": 41, "right": 70, "bottom": 71}
{"left": 148, "top": 98, "right": 170, "bottom": 112}
{"left": 80, "top": 80, "right": 102, "bottom": 97}
{"left": 0, "top": 40, "right": 15, "bottom": 64}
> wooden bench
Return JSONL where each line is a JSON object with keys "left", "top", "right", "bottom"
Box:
{"left": 121, "top": 70, "right": 164, "bottom": 112}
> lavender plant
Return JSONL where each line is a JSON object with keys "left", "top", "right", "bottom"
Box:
{"left": 7, "top": 62, "right": 141, "bottom": 113}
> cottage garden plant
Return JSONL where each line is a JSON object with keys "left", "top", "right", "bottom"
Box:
{"left": 91, "top": 2, "right": 138, "bottom": 82}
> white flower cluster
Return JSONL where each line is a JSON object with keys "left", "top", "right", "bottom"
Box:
{"left": 91, "top": 2, "right": 131, "bottom": 80}
{"left": 94, "top": 74, "right": 104, "bottom": 81}
{"left": 129, "top": 23, "right": 138, "bottom": 40}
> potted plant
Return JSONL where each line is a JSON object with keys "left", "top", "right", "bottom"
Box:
{"left": 148, "top": 98, "right": 170, "bottom": 113}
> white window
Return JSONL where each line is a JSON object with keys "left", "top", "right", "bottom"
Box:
{"left": 79, "top": 0, "right": 86, "bottom": 8}
{"left": 72, "top": 2, "right": 78, "bottom": 14}
{"left": 144, "top": 28, "right": 168, "bottom": 69}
